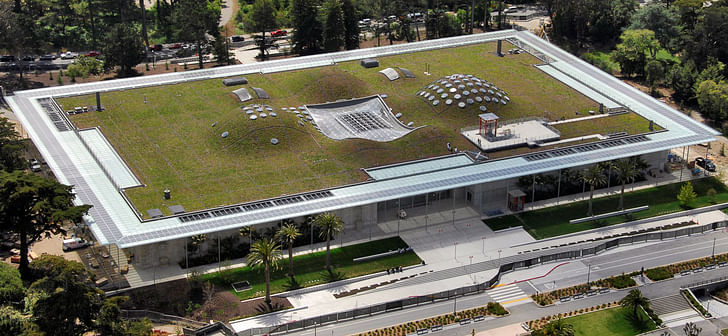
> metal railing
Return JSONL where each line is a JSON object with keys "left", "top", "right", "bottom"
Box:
{"left": 121, "top": 309, "right": 207, "bottom": 329}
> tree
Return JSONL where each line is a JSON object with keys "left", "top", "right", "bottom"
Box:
{"left": 677, "top": 181, "right": 697, "bottom": 207}
{"left": 96, "top": 296, "right": 153, "bottom": 336}
{"left": 341, "top": 0, "right": 359, "bottom": 50}
{"left": 695, "top": 80, "right": 728, "bottom": 122}
{"left": 322, "top": 0, "right": 345, "bottom": 52}
{"left": 65, "top": 56, "right": 104, "bottom": 79}
{"left": 0, "top": 263, "right": 24, "bottom": 306}
{"left": 212, "top": 35, "right": 232, "bottom": 65}
{"left": 275, "top": 222, "right": 301, "bottom": 279}
{"left": 580, "top": 165, "right": 607, "bottom": 217}
{"left": 247, "top": 238, "right": 282, "bottom": 308}
{"left": 0, "top": 306, "right": 28, "bottom": 336}
{"left": 172, "top": 0, "right": 219, "bottom": 69}
{"left": 682, "top": 321, "right": 702, "bottom": 336}
{"left": 668, "top": 60, "right": 698, "bottom": 103}
{"left": 248, "top": 0, "right": 277, "bottom": 58}
{"left": 28, "top": 256, "right": 102, "bottom": 336}
{"left": 0, "top": 170, "right": 92, "bottom": 279}
{"left": 612, "top": 29, "right": 661, "bottom": 77}
{"left": 314, "top": 212, "right": 343, "bottom": 272}
{"left": 102, "top": 23, "right": 146, "bottom": 77}
{"left": 645, "top": 59, "right": 664, "bottom": 95}
{"left": 613, "top": 159, "right": 638, "bottom": 211}
{"left": 628, "top": 2, "right": 679, "bottom": 49}
{"left": 0, "top": 115, "right": 25, "bottom": 172}
{"left": 533, "top": 317, "right": 575, "bottom": 336}
{"left": 620, "top": 289, "right": 650, "bottom": 318}
{"left": 292, "top": 0, "right": 324, "bottom": 54}
{"left": 0, "top": 0, "right": 41, "bottom": 83}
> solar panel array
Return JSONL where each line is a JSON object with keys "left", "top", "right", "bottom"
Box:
{"left": 38, "top": 98, "right": 73, "bottom": 132}
{"left": 523, "top": 135, "right": 650, "bottom": 161}
{"left": 177, "top": 190, "right": 334, "bottom": 224}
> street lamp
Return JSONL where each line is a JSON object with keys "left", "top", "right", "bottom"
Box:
{"left": 482, "top": 236, "right": 486, "bottom": 255}
{"left": 586, "top": 264, "right": 592, "bottom": 287}
{"left": 454, "top": 242, "right": 458, "bottom": 260}
{"left": 712, "top": 237, "right": 717, "bottom": 261}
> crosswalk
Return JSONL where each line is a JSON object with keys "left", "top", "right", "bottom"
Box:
{"left": 488, "top": 283, "right": 531, "bottom": 305}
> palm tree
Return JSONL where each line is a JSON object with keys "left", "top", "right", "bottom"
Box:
{"left": 275, "top": 222, "right": 301, "bottom": 279}
{"left": 620, "top": 289, "right": 650, "bottom": 318}
{"left": 313, "top": 212, "right": 344, "bottom": 272}
{"left": 613, "top": 159, "right": 638, "bottom": 210}
{"left": 247, "top": 238, "right": 282, "bottom": 308}
{"left": 541, "top": 317, "right": 575, "bottom": 336}
{"left": 580, "top": 165, "right": 607, "bottom": 217}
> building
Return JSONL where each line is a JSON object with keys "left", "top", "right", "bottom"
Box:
{"left": 5, "top": 30, "right": 716, "bottom": 284}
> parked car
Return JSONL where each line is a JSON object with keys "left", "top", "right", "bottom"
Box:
{"left": 0, "top": 55, "right": 15, "bottom": 62}
{"left": 695, "top": 157, "right": 716, "bottom": 172}
{"left": 39, "top": 54, "right": 56, "bottom": 61}
{"left": 29, "top": 158, "right": 41, "bottom": 172}
{"left": 230, "top": 35, "right": 245, "bottom": 42}
{"left": 22, "top": 55, "right": 35, "bottom": 62}
{"left": 84, "top": 51, "right": 100, "bottom": 57}
{"left": 61, "top": 51, "right": 76, "bottom": 59}
{"left": 62, "top": 237, "right": 89, "bottom": 251}
{"left": 150, "top": 44, "right": 163, "bottom": 52}
{"left": 169, "top": 43, "right": 183, "bottom": 49}
{"left": 271, "top": 29, "right": 287, "bottom": 37}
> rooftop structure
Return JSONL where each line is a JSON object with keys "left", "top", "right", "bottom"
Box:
{"left": 6, "top": 30, "right": 717, "bottom": 253}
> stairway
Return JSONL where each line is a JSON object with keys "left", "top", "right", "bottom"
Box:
{"left": 650, "top": 294, "right": 693, "bottom": 316}
{"left": 651, "top": 294, "right": 701, "bottom": 326}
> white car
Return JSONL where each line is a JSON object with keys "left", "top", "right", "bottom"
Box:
{"left": 60, "top": 51, "right": 76, "bottom": 59}
{"left": 29, "top": 159, "right": 41, "bottom": 172}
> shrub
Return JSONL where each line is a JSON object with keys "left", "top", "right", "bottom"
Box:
{"left": 644, "top": 267, "right": 673, "bottom": 281}
{"left": 606, "top": 274, "right": 636, "bottom": 289}
{"left": 487, "top": 302, "right": 508, "bottom": 316}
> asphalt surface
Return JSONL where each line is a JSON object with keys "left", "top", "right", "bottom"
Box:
{"left": 279, "top": 232, "right": 728, "bottom": 335}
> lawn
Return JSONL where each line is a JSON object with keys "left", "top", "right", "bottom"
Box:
{"left": 202, "top": 237, "right": 421, "bottom": 300}
{"left": 59, "top": 41, "right": 655, "bottom": 216}
{"left": 484, "top": 177, "right": 728, "bottom": 239}
{"left": 566, "top": 306, "right": 656, "bottom": 336}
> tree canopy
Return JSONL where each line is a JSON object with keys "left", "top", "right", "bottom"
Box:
{"left": 102, "top": 23, "right": 147, "bottom": 77}
{"left": 172, "top": 0, "right": 220, "bottom": 68}
{"left": 0, "top": 170, "right": 92, "bottom": 279}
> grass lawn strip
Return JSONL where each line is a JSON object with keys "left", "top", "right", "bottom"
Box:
{"left": 484, "top": 177, "right": 728, "bottom": 239}
{"left": 202, "top": 237, "right": 421, "bottom": 300}
{"left": 564, "top": 306, "right": 656, "bottom": 336}
{"left": 58, "top": 41, "right": 656, "bottom": 216}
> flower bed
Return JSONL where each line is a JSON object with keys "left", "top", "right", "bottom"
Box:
{"left": 664, "top": 253, "right": 728, "bottom": 275}
{"left": 355, "top": 302, "right": 508, "bottom": 336}
{"left": 531, "top": 274, "right": 636, "bottom": 306}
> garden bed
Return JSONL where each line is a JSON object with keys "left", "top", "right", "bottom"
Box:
{"left": 484, "top": 177, "right": 728, "bottom": 239}
{"left": 355, "top": 302, "right": 508, "bottom": 336}
{"left": 202, "top": 237, "right": 421, "bottom": 300}
{"left": 532, "top": 274, "right": 636, "bottom": 306}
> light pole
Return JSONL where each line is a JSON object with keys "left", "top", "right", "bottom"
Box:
{"left": 586, "top": 264, "right": 592, "bottom": 287}
{"left": 482, "top": 236, "right": 486, "bottom": 255}
{"left": 454, "top": 242, "right": 458, "bottom": 260}
{"left": 712, "top": 237, "right": 717, "bottom": 261}
{"left": 498, "top": 249, "right": 502, "bottom": 260}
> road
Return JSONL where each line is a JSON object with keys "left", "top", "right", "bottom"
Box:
{"left": 278, "top": 232, "right": 728, "bottom": 335}
{"left": 220, "top": 0, "right": 234, "bottom": 28}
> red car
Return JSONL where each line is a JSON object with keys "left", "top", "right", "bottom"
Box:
{"left": 271, "top": 29, "right": 287, "bottom": 37}
{"left": 169, "top": 43, "right": 183, "bottom": 49}
{"left": 84, "top": 51, "right": 99, "bottom": 57}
